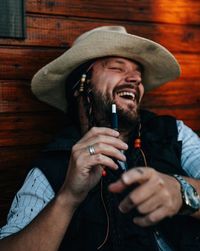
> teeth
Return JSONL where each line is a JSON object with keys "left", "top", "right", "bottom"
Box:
{"left": 117, "top": 91, "right": 135, "bottom": 100}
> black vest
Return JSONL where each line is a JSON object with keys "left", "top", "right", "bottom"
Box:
{"left": 33, "top": 111, "right": 200, "bottom": 251}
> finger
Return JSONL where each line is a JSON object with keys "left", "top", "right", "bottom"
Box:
{"left": 79, "top": 127, "right": 119, "bottom": 143}
{"left": 76, "top": 148, "right": 119, "bottom": 171}
{"left": 137, "top": 193, "right": 164, "bottom": 215}
{"left": 72, "top": 139, "right": 127, "bottom": 167}
{"left": 126, "top": 174, "right": 164, "bottom": 206}
{"left": 133, "top": 206, "right": 168, "bottom": 227}
{"left": 88, "top": 154, "right": 119, "bottom": 171}
{"left": 83, "top": 135, "right": 128, "bottom": 151}
{"left": 118, "top": 180, "right": 163, "bottom": 214}
{"left": 88, "top": 143, "right": 126, "bottom": 162}
{"left": 108, "top": 178, "right": 127, "bottom": 193}
{"left": 74, "top": 135, "right": 128, "bottom": 157}
{"left": 119, "top": 196, "right": 135, "bottom": 214}
{"left": 109, "top": 167, "right": 150, "bottom": 193}
{"left": 121, "top": 167, "right": 155, "bottom": 186}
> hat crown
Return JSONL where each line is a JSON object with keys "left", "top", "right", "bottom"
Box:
{"left": 73, "top": 26, "right": 127, "bottom": 45}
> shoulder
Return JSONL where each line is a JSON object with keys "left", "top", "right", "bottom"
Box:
{"left": 176, "top": 120, "right": 200, "bottom": 142}
{"left": 32, "top": 150, "right": 70, "bottom": 194}
{"left": 176, "top": 120, "right": 200, "bottom": 178}
{"left": 141, "top": 110, "right": 178, "bottom": 139}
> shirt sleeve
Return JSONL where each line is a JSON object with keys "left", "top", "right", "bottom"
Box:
{"left": 177, "top": 120, "right": 200, "bottom": 178}
{"left": 0, "top": 168, "right": 55, "bottom": 239}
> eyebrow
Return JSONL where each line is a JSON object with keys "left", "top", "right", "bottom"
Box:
{"left": 105, "top": 59, "right": 127, "bottom": 66}
{"left": 106, "top": 59, "right": 142, "bottom": 72}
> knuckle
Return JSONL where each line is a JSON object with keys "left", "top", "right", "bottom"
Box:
{"left": 76, "top": 157, "right": 83, "bottom": 167}
{"left": 71, "top": 145, "right": 83, "bottom": 161}
{"left": 73, "top": 152, "right": 79, "bottom": 160}
{"left": 91, "top": 127, "right": 98, "bottom": 134}
{"left": 96, "top": 142, "right": 103, "bottom": 149}
{"left": 96, "top": 135, "right": 103, "bottom": 142}
{"left": 71, "top": 144, "right": 79, "bottom": 154}
{"left": 137, "top": 205, "right": 145, "bottom": 214}
{"left": 167, "top": 198, "right": 175, "bottom": 211}
{"left": 149, "top": 168, "right": 156, "bottom": 175}
{"left": 95, "top": 153, "right": 103, "bottom": 162}
{"left": 156, "top": 177, "right": 165, "bottom": 187}
{"left": 148, "top": 214, "right": 157, "bottom": 224}
{"left": 162, "top": 192, "right": 175, "bottom": 213}
{"left": 129, "top": 193, "right": 137, "bottom": 205}
{"left": 163, "top": 189, "right": 170, "bottom": 199}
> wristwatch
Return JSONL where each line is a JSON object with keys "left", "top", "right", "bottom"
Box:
{"left": 172, "top": 174, "right": 200, "bottom": 215}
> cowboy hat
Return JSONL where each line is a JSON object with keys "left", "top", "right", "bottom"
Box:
{"left": 31, "top": 26, "right": 181, "bottom": 112}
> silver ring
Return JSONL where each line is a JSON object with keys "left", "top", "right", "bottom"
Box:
{"left": 88, "top": 145, "right": 96, "bottom": 155}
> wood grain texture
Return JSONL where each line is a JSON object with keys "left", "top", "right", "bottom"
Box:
{"left": 0, "top": 116, "right": 64, "bottom": 147}
{"left": 0, "top": 80, "right": 59, "bottom": 112}
{"left": 0, "top": 48, "right": 199, "bottom": 80}
{"left": 0, "top": 16, "right": 199, "bottom": 53}
{"left": 0, "top": 47, "right": 64, "bottom": 80}
{"left": 143, "top": 80, "right": 200, "bottom": 108}
{"left": 26, "top": 0, "right": 200, "bottom": 25}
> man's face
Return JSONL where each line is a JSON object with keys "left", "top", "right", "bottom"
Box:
{"left": 90, "top": 57, "right": 144, "bottom": 128}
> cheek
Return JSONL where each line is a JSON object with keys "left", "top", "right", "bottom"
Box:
{"left": 139, "top": 84, "right": 144, "bottom": 101}
{"left": 91, "top": 71, "right": 103, "bottom": 92}
{"left": 91, "top": 73, "right": 115, "bottom": 95}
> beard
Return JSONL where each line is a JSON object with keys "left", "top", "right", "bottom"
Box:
{"left": 90, "top": 89, "right": 140, "bottom": 132}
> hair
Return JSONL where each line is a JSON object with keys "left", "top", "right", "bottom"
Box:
{"left": 65, "top": 60, "right": 94, "bottom": 124}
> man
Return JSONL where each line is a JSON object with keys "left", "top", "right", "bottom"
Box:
{"left": 0, "top": 26, "right": 200, "bottom": 250}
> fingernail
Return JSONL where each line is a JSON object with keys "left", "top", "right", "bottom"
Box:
{"left": 122, "top": 174, "right": 129, "bottom": 184}
{"left": 122, "top": 155, "right": 126, "bottom": 161}
{"left": 113, "top": 130, "right": 119, "bottom": 137}
{"left": 114, "top": 164, "right": 119, "bottom": 169}
{"left": 123, "top": 143, "right": 128, "bottom": 149}
{"left": 119, "top": 205, "right": 125, "bottom": 213}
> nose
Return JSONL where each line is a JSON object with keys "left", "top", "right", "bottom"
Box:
{"left": 125, "top": 73, "right": 141, "bottom": 86}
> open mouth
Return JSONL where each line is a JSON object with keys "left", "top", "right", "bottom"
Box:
{"left": 117, "top": 91, "right": 136, "bottom": 101}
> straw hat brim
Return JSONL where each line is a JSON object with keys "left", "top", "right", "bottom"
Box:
{"left": 31, "top": 28, "right": 181, "bottom": 112}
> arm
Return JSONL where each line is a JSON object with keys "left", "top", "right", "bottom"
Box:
{"left": 109, "top": 121, "right": 200, "bottom": 227}
{"left": 0, "top": 127, "right": 127, "bottom": 250}
{"left": 0, "top": 192, "right": 77, "bottom": 251}
{"left": 0, "top": 168, "right": 77, "bottom": 251}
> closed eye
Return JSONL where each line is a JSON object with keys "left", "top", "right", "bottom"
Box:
{"left": 108, "top": 67, "right": 123, "bottom": 72}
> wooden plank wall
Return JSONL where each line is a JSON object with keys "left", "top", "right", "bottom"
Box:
{"left": 0, "top": 0, "right": 199, "bottom": 226}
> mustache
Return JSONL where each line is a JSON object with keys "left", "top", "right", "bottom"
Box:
{"left": 114, "top": 83, "right": 140, "bottom": 103}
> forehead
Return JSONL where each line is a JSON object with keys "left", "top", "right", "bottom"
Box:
{"left": 95, "top": 57, "right": 142, "bottom": 72}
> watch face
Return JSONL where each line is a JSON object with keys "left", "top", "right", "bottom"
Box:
{"left": 184, "top": 184, "right": 200, "bottom": 210}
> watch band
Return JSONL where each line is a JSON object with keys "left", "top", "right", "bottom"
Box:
{"left": 172, "top": 174, "right": 200, "bottom": 215}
